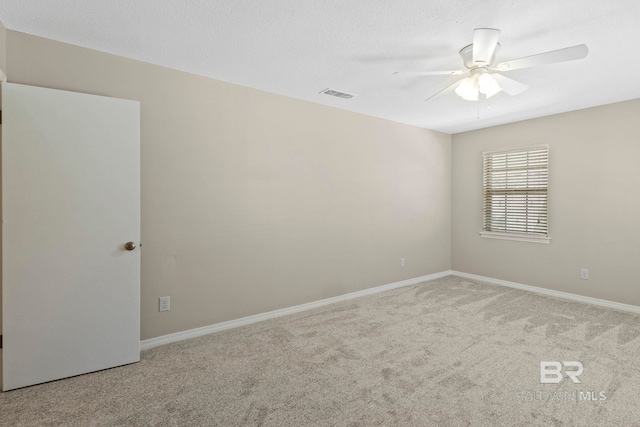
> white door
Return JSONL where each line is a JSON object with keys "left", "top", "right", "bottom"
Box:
{"left": 2, "top": 83, "right": 140, "bottom": 391}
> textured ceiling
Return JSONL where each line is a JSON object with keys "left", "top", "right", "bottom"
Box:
{"left": 1, "top": 0, "right": 639, "bottom": 134}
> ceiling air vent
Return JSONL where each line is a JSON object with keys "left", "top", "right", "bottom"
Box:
{"left": 320, "top": 88, "right": 354, "bottom": 99}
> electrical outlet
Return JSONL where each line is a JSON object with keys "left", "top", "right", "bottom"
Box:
{"left": 159, "top": 296, "right": 170, "bottom": 312}
{"left": 580, "top": 269, "right": 589, "bottom": 280}
{"left": 401, "top": 258, "right": 405, "bottom": 268}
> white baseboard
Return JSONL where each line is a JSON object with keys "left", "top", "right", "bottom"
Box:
{"left": 451, "top": 271, "right": 640, "bottom": 315}
{"left": 140, "top": 270, "right": 452, "bottom": 351}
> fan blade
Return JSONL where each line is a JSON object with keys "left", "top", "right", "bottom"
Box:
{"left": 425, "top": 78, "right": 465, "bottom": 102}
{"left": 492, "top": 74, "right": 529, "bottom": 96}
{"left": 393, "top": 70, "right": 464, "bottom": 76}
{"left": 473, "top": 28, "right": 501, "bottom": 65}
{"left": 497, "top": 44, "right": 588, "bottom": 71}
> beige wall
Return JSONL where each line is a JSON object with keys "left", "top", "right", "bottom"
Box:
{"left": 0, "top": 20, "right": 5, "bottom": 337}
{"left": 0, "top": 20, "right": 6, "bottom": 73}
{"left": 452, "top": 99, "right": 640, "bottom": 305}
{"left": 4, "top": 31, "right": 451, "bottom": 340}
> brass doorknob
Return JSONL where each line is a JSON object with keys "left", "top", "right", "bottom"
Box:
{"left": 124, "top": 242, "right": 136, "bottom": 251}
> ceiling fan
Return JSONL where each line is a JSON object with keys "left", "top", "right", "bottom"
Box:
{"left": 394, "top": 28, "right": 589, "bottom": 102}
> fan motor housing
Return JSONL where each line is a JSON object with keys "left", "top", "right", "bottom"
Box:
{"left": 460, "top": 43, "right": 501, "bottom": 69}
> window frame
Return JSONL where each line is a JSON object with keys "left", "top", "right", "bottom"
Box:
{"left": 479, "top": 144, "right": 550, "bottom": 244}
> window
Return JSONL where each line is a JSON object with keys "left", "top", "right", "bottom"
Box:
{"left": 480, "top": 145, "right": 549, "bottom": 243}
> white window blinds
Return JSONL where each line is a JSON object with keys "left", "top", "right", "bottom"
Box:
{"left": 482, "top": 145, "right": 549, "bottom": 240}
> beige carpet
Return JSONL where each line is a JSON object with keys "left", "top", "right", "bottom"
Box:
{"left": 2, "top": 275, "right": 640, "bottom": 426}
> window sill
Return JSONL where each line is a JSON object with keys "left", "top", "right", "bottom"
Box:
{"left": 479, "top": 231, "right": 550, "bottom": 244}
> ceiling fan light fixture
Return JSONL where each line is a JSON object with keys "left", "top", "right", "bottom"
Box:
{"left": 455, "top": 77, "right": 479, "bottom": 101}
{"left": 478, "top": 73, "right": 502, "bottom": 98}
{"left": 397, "top": 29, "right": 588, "bottom": 104}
